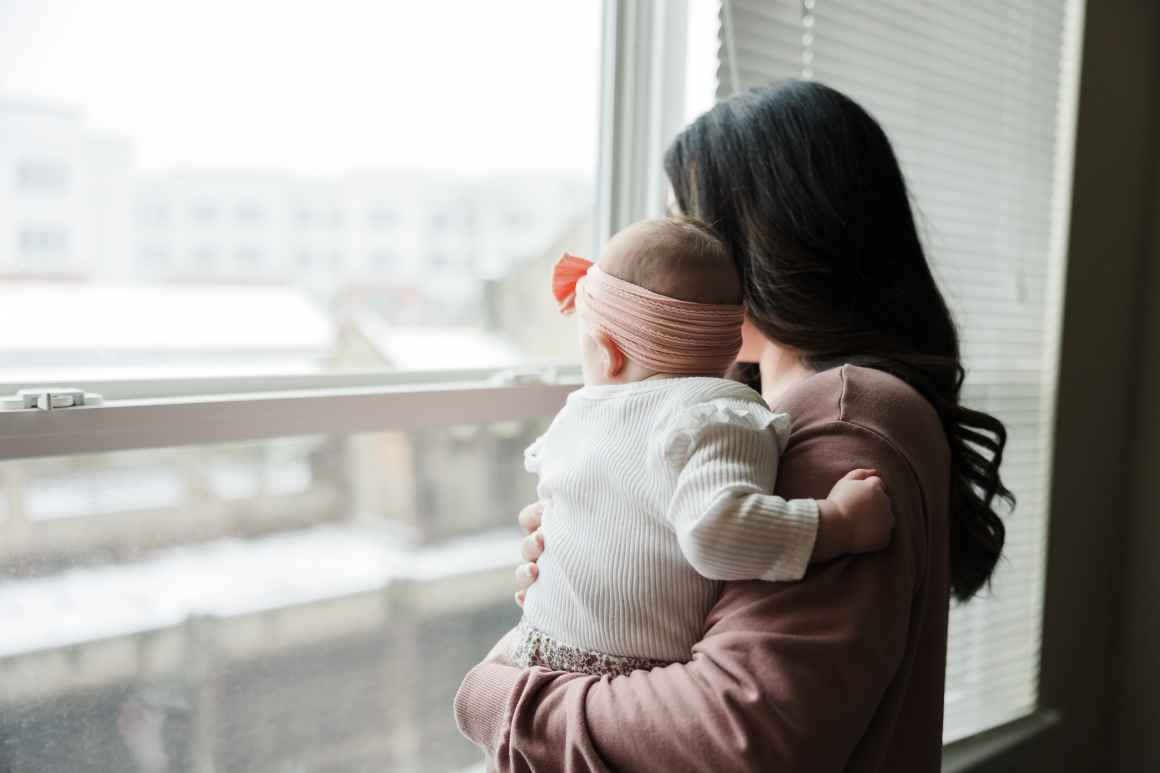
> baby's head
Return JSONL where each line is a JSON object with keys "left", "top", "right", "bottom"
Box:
{"left": 553, "top": 216, "right": 744, "bottom": 385}
{"left": 600, "top": 217, "right": 742, "bottom": 306}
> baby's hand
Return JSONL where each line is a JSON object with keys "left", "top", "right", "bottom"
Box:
{"left": 813, "top": 469, "right": 893, "bottom": 562}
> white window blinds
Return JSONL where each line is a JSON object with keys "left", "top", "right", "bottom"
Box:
{"left": 717, "top": 0, "right": 1080, "bottom": 743}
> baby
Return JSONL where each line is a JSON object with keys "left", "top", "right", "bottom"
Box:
{"left": 513, "top": 217, "right": 893, "bottom": 676}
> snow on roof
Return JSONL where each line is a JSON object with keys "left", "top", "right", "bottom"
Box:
{"left": 0, "top": 525, "right": 520, "bottom": 658}
{"left": 0, "top": 282, "right": 335, "bottom": 355}
{"left": 357, "top": 314, "right": 523, "bottom": 371}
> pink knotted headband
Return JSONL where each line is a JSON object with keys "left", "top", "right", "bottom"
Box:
{"left": 552, "top": 253, "right": 744, "bottom": 376}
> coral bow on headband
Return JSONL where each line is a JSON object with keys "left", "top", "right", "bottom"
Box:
{"left": 552, "top": 253, "right": 593, "bottom": 315}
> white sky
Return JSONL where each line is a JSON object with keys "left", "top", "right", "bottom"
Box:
{"left": 0, "top": 0, "right": 605, "bottom": 177}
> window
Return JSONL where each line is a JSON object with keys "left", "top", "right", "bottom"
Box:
{"left": 17, "top": 226, "right": 70, "bottom": 260}
{"left": 293, "top": 207, "right": 314, "bottom": 228}
{"left": 0, "top": 1, "right": 1077, "bottom": 770}
{"left": 191, "top": 244, "right": 218, "bottom": 272}
{"left": 138, "top": 203, "right": 170, "bottom": 228}
{"left": 234, "top": 203, "right": 264, "bottom": 225}
{"left": 431, "top": 208, "right": 473, "bottom": 237}
{"left": 137, "top": 244, "right": 171, "bottom": 269}
{"left": 367, "top": 207, "right": 397, "bottom": 228}
{"left": 189, "top": 203, "right": 217, "bottom": 226}
{"left": 14, "top": 160, "right": 69, "bottom": 193}
{"left": 718, "top": 0, "right": 1081, "bottom": 743}
{"left": 234, "top": 246, "right": 262, "bottom": 269}
{"left": 369, "top": 251, "right": 396, "bottom": 272}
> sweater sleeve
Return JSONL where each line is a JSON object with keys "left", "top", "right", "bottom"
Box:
{"left": 661, "top": 398, "right": 818, "bottom": 582}
{"left": 454, "top": 419, "right": 921, "bottom": 773}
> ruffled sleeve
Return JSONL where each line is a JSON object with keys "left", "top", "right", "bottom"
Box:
{"left": 662, "top": 398, "right": 792, "bottom": 470}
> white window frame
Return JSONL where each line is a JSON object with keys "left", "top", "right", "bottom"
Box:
{"left": 0, "top": 0, "right": 691, "bottom": 461}
{"left": 0, "top": 372, "right": 580, "bottom": 461}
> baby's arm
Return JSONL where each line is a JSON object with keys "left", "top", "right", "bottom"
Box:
{"left": 665, "top": 402, "right": 893, "bottom": 582}
{"left": 814, "top": 468, "right": 894, "bottom": 562}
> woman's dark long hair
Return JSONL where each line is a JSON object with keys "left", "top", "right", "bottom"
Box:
{"left": 665, "top": 80, "right": 1012, "bottom": 601}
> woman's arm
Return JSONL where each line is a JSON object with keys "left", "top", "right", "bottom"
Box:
{"left": 455, "top": 422, "right": 921, "bottom": 772}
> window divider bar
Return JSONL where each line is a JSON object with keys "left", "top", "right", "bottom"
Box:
{"left": 597, "top": 0, "right": 689, "bottom": 244}
{"left": 0, "top": 365, "right": 582, "bottom": 403}
{"left": 0, "top": 380, "right": 579, "bottom": 461}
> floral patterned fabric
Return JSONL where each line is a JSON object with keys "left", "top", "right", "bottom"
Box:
{"left": 510, "top": 623, "right": 673, "bottom": 677}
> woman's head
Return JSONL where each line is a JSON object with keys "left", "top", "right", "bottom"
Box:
{"left": 666, "top": 80, "right": 957, "bottom": 368}
{"left": 665, "top": 80, "right": 1012, "bottom": 601}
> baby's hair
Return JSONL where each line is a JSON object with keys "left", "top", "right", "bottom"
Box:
{"left": 601, "top": 216, "right": 742, "bottom": 305}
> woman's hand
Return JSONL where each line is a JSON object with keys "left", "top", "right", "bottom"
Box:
{"left": 515, "top": 501, "right": 545, "bottom": 607}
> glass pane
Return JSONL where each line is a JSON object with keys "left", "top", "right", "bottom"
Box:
{"left": 684, "top": 0, "right": 721, "bottom": 125}
{"left": 0, "top": 418, "right": 547, "bottom": 771}
{"left": 0, "top": 1, "right": 598, "bottom": 382}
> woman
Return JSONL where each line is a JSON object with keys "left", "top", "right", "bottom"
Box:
{"left": 455, "top": 80, "right": 1010, "bottom": 772}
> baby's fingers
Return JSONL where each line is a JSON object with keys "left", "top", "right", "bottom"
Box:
{"left": 842, "top": 468, "right": 880, "bottom": 482}
{"left": 863, "top": 474, "right": 889, "bottom": 494}
{"left": 520, "top": 529, "right": 544, "bottom": 562}
{"left": 518, "top": 501, "right": 545, "bottom": 534}
{"left": 515, "top": 562, "right": 539, "bottom": 592}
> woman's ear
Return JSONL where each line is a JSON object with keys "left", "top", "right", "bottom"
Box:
{"left": 593, "top": 331, "right": 625, "bottom": 378}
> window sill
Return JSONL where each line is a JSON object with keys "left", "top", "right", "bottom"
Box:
{"left": 942, "top": 710, "right": 1061, "bottom": 773}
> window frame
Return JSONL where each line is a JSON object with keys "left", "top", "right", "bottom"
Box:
{"left": 0, "top": 0, "right": 1075, "bottom": 765}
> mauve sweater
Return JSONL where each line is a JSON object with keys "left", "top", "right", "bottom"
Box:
{"left": 455, "top": 364, "right": 952, "bottom": 772}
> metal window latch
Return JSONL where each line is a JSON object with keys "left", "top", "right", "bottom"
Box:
{"left": 0, "top": 388, "right": 104, "bottom": 412}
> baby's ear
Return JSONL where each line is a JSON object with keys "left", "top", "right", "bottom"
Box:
{"left": 593, "top": 330, "right": 625, "bottom": 378}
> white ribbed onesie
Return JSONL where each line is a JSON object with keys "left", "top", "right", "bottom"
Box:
{"left": 515, "top": 376, "right": 819, "bottom": 674}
